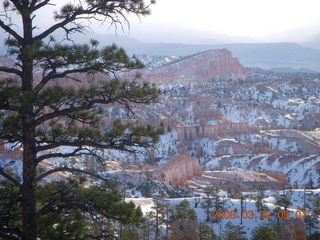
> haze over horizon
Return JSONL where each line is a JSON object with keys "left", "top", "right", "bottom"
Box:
{"left": 93, "top": 0, "right": 320, "bottom": 44}
{"left": 1, "top": 0, "right": 319, "bottom": 45}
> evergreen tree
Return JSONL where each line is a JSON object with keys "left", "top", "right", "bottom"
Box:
{"left": 0, "top": 1, "right": 161, "bottom": 240}
{"left": 276, "top": 195, "right": 291, "bottom": 211}
{"left": 313, "top": 199, "right": 320, "bottom": 215}
{"left": 222, "top": 221, "right": 247, "bottom": 240}
{"left": 193, "top": 196, "right": 201, "bottom": 208}
{"left": 309, "top": 232, "right": 320, "bottom": 240}
{"left": 255, "top": 185, "right": 266, "bottom": 212}
{"left": 202, "top": 186, "right": 214, "bottom": 222}
{"left": 170, "top": 200, "right": 197, "bottom": 221}
{"left": 151, "top": 194, "right": 168, "bottom": 240}
{"left": 232, "top": 185, "right": 242, "bottom": 199}
{"left": 0, "top": 178, "right": 144, "bottom": 240}
{"left": 141, "top": 211, "right": 156, "bottom": 240}
{"left": 202, "top": 186, "right": 223, "bottom": 222}
{"left": 199, "top": 223, "right": 219, "bottom": 240}
{"left": 304, "top": 213, "right": 319, "bottom": 239}
{"left": 251, "top": 226, "right": 276, "bottom": 240}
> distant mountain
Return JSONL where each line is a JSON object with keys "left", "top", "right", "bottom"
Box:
{"left": 129, "top": 42, "right": 320, "bottom": 72}
{"left": 1, "top": 32, "right": 320, "bottom": 71}
{"left": 268, "top": 67, "right": 319, "bottom": 74}
{"left": 139, "top": 49, "right": 247, "bottom": 84}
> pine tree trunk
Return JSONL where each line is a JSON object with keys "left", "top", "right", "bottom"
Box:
{"left": 155, "top": 205, "right": 159, "bottom": 240}
{"left": 21, "top": 10, "right": 37, "bottom": 240}
{"left": 22, "top": 139, "right": 37, "bottom": 240}
{"left": 21, "top": 86, "right": 37, "bottom": 240}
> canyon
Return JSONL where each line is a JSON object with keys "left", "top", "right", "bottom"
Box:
{"left": 1, "top": 47, "right": 319, "bottom": 237}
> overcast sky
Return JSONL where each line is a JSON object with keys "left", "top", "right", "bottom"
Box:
{"left": 123, "top": 0, "right": 320, "bottom": 43}
{"left": 10, "top": 0, "right": 320, "bottom": 44}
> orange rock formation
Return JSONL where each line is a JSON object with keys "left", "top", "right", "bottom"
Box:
{"left": 142, "top": 49, "right": 247, "bottom": 84}
{"left": 153, "top": 155, "right": 202, "bottom": 186}
{"left": 280, "top": 218, "right": 307, "bottom": 240}
{"left": 177, "top": 123, "right": 259, "bottom": 141}
{"left": 169, "top": 219, "right": 199, "bottom": 240}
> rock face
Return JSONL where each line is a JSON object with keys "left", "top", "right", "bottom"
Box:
{"left": 142, "top": 49, "right": 247, "bottom": 84}
{"left": 0, "top": 142, "right": 22, "bottom": 159}
{"left": 187, "top": 170, "right": 287, "bottom": 192}
{"left": 0, "top": 56, "right": 14, "bottom": 67}
{"left": 169, "top": 219, "right": 199, "bottom": 240}
{"left": 177, "top": 123, "right": 259, "bottom": 142}
{"left": 280, "top": 218, "right": 307, "bottom": 240}
{"left": 153, "top": 155, "right": 202, "bottom": 186}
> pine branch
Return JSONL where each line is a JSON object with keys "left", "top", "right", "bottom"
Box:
{"left": 9, "top": 0, "right": 23, "bottom": 12}
{"left": 0, "top": 168, "right": 21, "bottom": 188}
{"left": 32, "top": 0, "right": 51, "bottom": 11}
{"left": 34, "top": 15, "right": 77, "bottom": 41}
{"left": 35, "top": 67, "right": 94, "bottom": 92}
{"left": 35, "top": 167, "right": 111, "bottom": 185}
{"left": 0, "top": 231, "right": 20, "bottom": 240}
{"left": 34, "top": 0, "right": 152, "bottom": 41}
{"left": 0, "top": 66, "right": 22, "bottom": 77}
{"left": 0, "top": 20, "right": 22, "bottom": 42}
{"left": 36, "top": 147, "right": 97, "bottom": 163}
{"left": 33, "top": 85, "right": 158, "bottom": 126}
{"left": 81, "top": 234, "right": 118, "bottom": 240}
{"left": 33, "top": 101, "right": 106, "bottom": 126}
{"left": 35, "top": 139, "right": 138, "bottom": 154}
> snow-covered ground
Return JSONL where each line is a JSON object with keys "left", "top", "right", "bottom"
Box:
{"left": 127, "top": 188, "right": 320, "bottom": 238}
{"left": 205, "top": 154, "right": 320, "bottom": 188}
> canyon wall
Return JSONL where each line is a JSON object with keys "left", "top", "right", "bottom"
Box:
{"left": 177, "top": 123, "right": 260, "bottom": 142}
{"left": 280, "top": 218, "right": 306, "bottom": 240}
{"left": 152, "top": 155, "right": 202, "bottom": 186}
{"left": 142, "top": 49, "right": 247, "bottom": 84}
{"left": 0, "top": 142, "right": 22, "bottom": 159}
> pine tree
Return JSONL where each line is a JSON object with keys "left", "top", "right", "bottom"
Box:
{"left": 0, "top": 1, "right": 161, "bottom": 240}
{"left": 193, "top": 196, "right": 201, "bottom": 208}
{"left": 312, "top": 199, "right": 320, "bottom": 215}
{"left": 199, "top": 223, "right": 219, "bottom": 240}
{"left": 222, "top": 221, "right": 247, "bottom": 240}
{"left": 202, "top": 186, "right": 223, "bottom": 222}
{"left": 0, "top": 178, "right": 145, "bottom": 239}
{"left": 142, "top": 211, "right": 156, "bottom": 240}
{"left": 251, "top": 226, "right": 277, "bottom": 240}
{"left": 304, "top": 213, "right": 319, "bottom": 239}
{"left": 170, "top": 200, "right": 197, "bottom": 221}
{"left": 255, "top": 184, "right": 266, "bottom": 212}
{"left": 202, "top": 186, "right": 215, "bottom": 222}
{"left": 276, "top": 195, "right": 291, "bottom": 211}
{"left": 151, "top": 194, "right": 168, "bottom": 240}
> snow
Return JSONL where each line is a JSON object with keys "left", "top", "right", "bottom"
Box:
{"left": 126, "top": 188, "right": 320, "bottom": 238}
{"left": 0, "top": 156, "right": 23, "bottom": 181}
{"left": 205, "top": 154, "right": 320, "bottom": 188}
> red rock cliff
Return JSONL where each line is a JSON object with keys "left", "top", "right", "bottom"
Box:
{"left": 153, "top": 155, "right": 202, "bottom": 186}
{"left": 142, "top": 49, "right": 247, "bottom": 84}
{"left": 177, "top": 123, "right": 259, "bottom": 142}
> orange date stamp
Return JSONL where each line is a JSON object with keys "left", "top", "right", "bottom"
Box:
{"left": 211, "top": 210, "right": 307, "bottom": 220}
